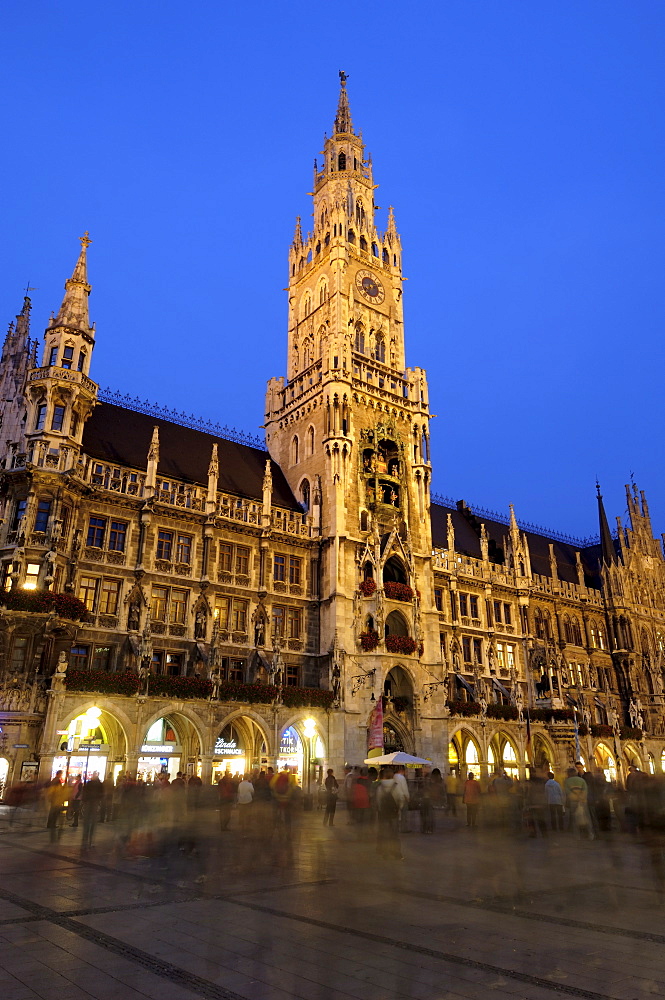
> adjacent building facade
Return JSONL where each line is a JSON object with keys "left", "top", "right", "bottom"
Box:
{"left": 0, "top": 79, "right": 664, "bottom": 792}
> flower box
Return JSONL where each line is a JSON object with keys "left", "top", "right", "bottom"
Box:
{"left": 65, "top": 669, "right": 140, "bottom": 696}
{"left": 385, "top": 635, "right": 417, "bottom": 654}
{"left": 359, "top": 631, "right": 380, "bottom": 651}
{"left": 281, "top": 687, "right": 335, "bottom": 709}
{"left": 359, "top": 578, "right": 376, "bottom": 597}
{"left": 446, "top": 700, "right": 481, "bottom": 717}
{"left": 2, "top": 590, "right": 88, "bottom": 620}
{"left": 383, "top": 581, "right": 413, "bottom": 602}
{"left": 485, "top": 703, "right": 519, "bottom": 721}
{"left": 590, "top": 723, "right": 613, "bottom": 737}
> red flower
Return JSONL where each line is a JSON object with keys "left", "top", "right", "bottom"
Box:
{"left": 359, "top": 631, "right": 380, "bottom": 651}
{"left": 385, "top": 635, "right": 417, "bottom": 654}
{"left": 383, "top": 582, "right": 413, "bottom": 602}
{"left": 359, "top": 578, "right": 376, "bottom": 597}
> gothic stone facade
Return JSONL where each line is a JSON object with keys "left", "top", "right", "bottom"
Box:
{"left": 1, "top": 80, "right": 664, "bottom": 788}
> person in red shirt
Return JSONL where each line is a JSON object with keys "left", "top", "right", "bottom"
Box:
{"left": 463, "top": 772, "right": 481, "bottom": 828}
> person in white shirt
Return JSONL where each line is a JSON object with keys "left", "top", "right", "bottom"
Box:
{"left": 393, "top": 766, "right": 410, "bottom": 832}
{"left": 236, "top": 776, "right": 254, "bottom": 833}
{"left": 545, "top": 772, "right": 565, "bottom": 831}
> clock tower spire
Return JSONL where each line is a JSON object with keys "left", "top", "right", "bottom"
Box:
{"left": 265, "top": 78, "right": 436, "bottom": 737}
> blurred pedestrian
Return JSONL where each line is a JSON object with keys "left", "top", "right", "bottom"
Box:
{"left": 236, "top": 774, "right": 254, "bottom": 832}
{"left": 545, "top": 771, "right": 565, "bottom": 831}
{"left": 463, "top": 772, "right": 481, "bottom": 828}
{"left": 323, "top": 768, "right": 338, "bottom": 826}
{"left": 376, "top": 766, "right": 403, "bottom": 860}
{"left": 81, "top": 771, "right": 104, "bottom": 848}
{"left": 217, "top": 771, "right": 235, "bottom": 831}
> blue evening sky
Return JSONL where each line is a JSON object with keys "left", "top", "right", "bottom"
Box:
{"left": 1, "top": 1, "right": 664, "bottom": 541}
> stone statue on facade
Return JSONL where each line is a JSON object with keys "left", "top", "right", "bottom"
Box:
{"left": 51, "top": 651, "right": 68, "bottom": 692}
{"left": 194, "top": 606, "right": 207, "bottom": 640}
{"left": 128, "top": 601, "right": 140, "bottom": 632}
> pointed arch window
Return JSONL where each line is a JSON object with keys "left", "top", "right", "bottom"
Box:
{"left": 307, "top": 425, "right": 315, "bottom": 457}
{"left": 291, "top": 436, "right": 299, "bottom": 466}
{"left": 375, "top": 335, "right": 385, "bottom": 363}
{"left": 382, "top": 247, "right": 389, "bottom": 263}
{"left": 371, "top": 242, "right": 379, "bottom": 257}
{"left": 355, "top": 325, "right": 365, "bottom": 354}
{"left": 319, "top": 283, "right": 327, "bottom": 305}
{"left": 300, "top": 478, "right": 310, "bottom": 512}
{"left": 359, "top": 235, "right": 368, "bottom": 251}
{"left": 338, "top": 151, "right": 346, "bottom": 171}
{"left": 348, "top": 229, "right": 356, "bottom": 244}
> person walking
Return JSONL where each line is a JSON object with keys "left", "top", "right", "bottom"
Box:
{"left": 565, "top": 767, "right": 594, "bottom": 839}
{"left": 545, "top": 771, "right": 565, "bottom": 831}
{"left": 45, "top": 771, "right": 68, "bottom": 842}
{"left": 323, "top": 768, "right": 338, "bottom": 826}
{"left": 376, "top": 766, "right": 403, "bottom": 860}
{"left": 236, "top": 774, "right": 254, "bottom": 833}
{"left": 445, "top": 769, "right": 460, "bottom": 816}
{"left": 217, "top": 771, "right": 235, "bottom": 831}
{"left": 463, "top": 772, "right": 481, "bottom": 828}
{"left": 80, "top": 771, "right": 104, "bottom": 848}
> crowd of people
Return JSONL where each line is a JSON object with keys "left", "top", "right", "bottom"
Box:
{"left": 1, "top": 760, "right": 664, "bottom": 868}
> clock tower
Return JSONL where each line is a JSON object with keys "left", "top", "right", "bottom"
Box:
{"left": 266, "top": 75, "right": 439, "bottom": 758}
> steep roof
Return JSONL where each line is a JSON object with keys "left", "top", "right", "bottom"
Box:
{"left": 82, "top": 402, "right": 301, "bottom": 511}
{"left": 431, "top": 500, "right": 601, "bottom": 588}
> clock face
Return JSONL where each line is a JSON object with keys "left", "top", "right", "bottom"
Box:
{"left": 356, "top": 269, "right": 385, "bottom": 304}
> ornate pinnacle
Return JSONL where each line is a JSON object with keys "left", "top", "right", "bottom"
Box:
{"left": 334, "top": 70, "right": 354, "bottom": 135}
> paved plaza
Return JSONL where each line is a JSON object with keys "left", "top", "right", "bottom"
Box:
{"left": 0, "top": 803, "right": 663, "bottom": 1000}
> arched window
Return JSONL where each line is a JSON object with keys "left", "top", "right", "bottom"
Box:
{"left": 300, "top": 478, "right": 310, "bottom": 511}
{"left": 307, "top": 425, "right": 315, "bottom": 457}
{"left": 363, "top": 561, "right": 374, "bottom": 580}
{"left": 324, "top": 231, "right": 330, "bottom": 246}
{"left": 383, "top": 555, "right": 407, "bottom": 585}
{"left": 385, "top": 610, "right": 408, "bottom": 637}
{"left": 360, "top": 510, "right": 368, "bottom": 532}
{"left": 302, "top": 339, "right": 311, "bottom": 368}
{"left": 359, "top": 235, "right": 367, "bottom": 251}
{"left": 319, "top": 282, "right": 327, "bottom": 305}
{"left": 355, "top": 325, "right": 365, "bottom": 354}
{"left": 347, "top": 229, "right": 356, "bottom": 244}
{"left": 382, "top": 247, "right": 389, "bottom": 263}
{"left": 291, "top": 436, "right": 299, "bottom": 465}
{"left": 375, "top": 335, "right": 385, "bottom": 363}
{"left": 371, "top": 242, "right": 379, "bottom": 257}
{"left": 338, "top": 151, "right": 346, "bottom": 171}
{"left": 302, "top": 294, "right": 311, "bottom": 318}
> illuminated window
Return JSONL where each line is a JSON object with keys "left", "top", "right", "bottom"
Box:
{"left": 214, "top": 596, "right": 230, "bottom": 627}
{"left": 79, "top": 576, "right": 99, "bottom": 611}
{"left": 506, "top": 644, "right": 515, "bottom": 670}
{"left": 170, "top": 589, "right": 187, "bottom": 625}
{"left": 496, "top": 643, "right": 505, "bottom": 669}
{"left": 232, "top": 599, "right": 247, "bottom": 632}
{"left": 24, "top": 563, "right": 40, "bottom": 590}
{"left": 176, "top": 534, "right": 192, "bottom": 564}
{"left": 465, "top": 741, "right": 479, "bottom": 767}
{"left": 273, "top": 605, "right": 286, "bottom": 638}
{"left": 219, "top": 543, "right": 232, "bottom": 573}
{"left": 92, "top": 646, "right": 112, "bottom": 671}
{"left": 151, "top": 586, "right": 168, "bottom": 621}
{"left": 99, "top": 579, "right": 120, "bottom": 615}
{"left": 230, "top": 659, "right": 244, "bottom": 681}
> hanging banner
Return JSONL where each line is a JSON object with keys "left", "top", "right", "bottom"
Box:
{"left": 367, "top": 698, "right": 384, "bottom": 751}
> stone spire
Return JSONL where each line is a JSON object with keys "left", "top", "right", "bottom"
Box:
{"left": 50, "top": 233, "right": 93, "bottom": 334}
{"left": 292, "top": 216, "right": 303, "bottom": 248}
{"left": 333, "top": 70, "right": 354, "bottom": 135}
{"left": 596, "top": 481, "right": 617, "bottom": 565}
{"left": 386, "top": 206, "right": 400, "bottom": 244}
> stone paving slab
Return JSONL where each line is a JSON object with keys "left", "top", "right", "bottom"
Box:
{"left": 0, "top": 810, "right": 664, "bottom": 999}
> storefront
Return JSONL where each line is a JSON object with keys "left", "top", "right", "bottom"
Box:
{"left": 52, "top": 708, "right": 108, "bottom": 780}
{"left": 276, "top": 722, "right": 325, "bottom": 784}
{"left": 138, "top": 717, "right": 182, "bottom": 782}
{"left": 212, "top": 724, "right": 247, "bottom": 780}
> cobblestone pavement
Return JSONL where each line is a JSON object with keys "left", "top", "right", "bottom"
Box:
{"left": 0, "top": 805, "right": 663, "bottom": 1000}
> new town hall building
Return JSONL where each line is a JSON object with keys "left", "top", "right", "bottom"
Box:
{"left": 0, "top": 79, "right": 664, "bottom": 791}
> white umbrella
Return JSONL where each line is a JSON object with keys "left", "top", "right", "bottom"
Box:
{"left": 363, "top": 751, "right": 432, "bottom": 767}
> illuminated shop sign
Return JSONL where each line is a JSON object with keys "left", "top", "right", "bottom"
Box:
{"left": 141, "top": 744, "right": 175, "bottom": 753}
{"left": 279, "top": 727, "right": 301, "bottom": 756}
{"left": 214, "top": 738, "right": 243, "bottom": 755}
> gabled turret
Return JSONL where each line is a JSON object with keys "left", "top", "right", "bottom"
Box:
{"left": 23, "top": 235, "right": 99, "bottom": 471}
{"left": 0, "top": 296, "right": 36, "bottom": 467}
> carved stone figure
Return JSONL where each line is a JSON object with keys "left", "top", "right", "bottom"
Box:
{"left": 194, "top": 606, "right": 207, "bottom": 640}
{"left": 128, "top": 601, "right": 140, "bottom": 631}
